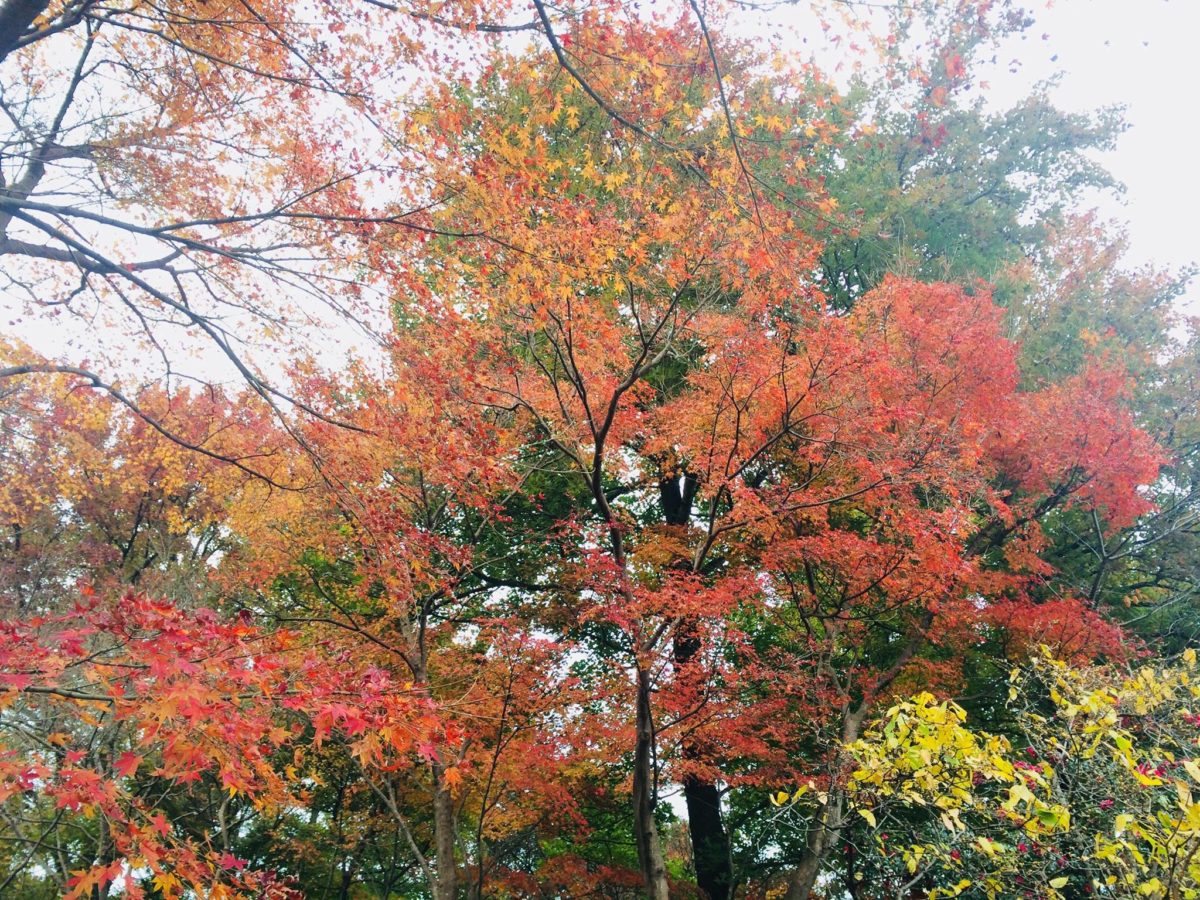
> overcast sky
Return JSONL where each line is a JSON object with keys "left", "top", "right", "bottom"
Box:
{"left": 764, "top": 0, "right": 1199, "bottom": 309}
{"left": 989, "top": 0, "right": 1199, "bottom": 309}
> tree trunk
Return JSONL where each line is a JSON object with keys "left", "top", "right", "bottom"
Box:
{"left": 633, "top": 663, "right": 671, "bottom": 900}
{"left": 785, "top": 792, "right": 843, "bottom": 900}
{"left": 432, "top": 766, "right": 458, "bottom": 900}
{"left": 682, "top": 773, "right": 732, "bottom": 899}
{"left": 660, "top": 471, "right": 733, "bottom": 898}
{"left": 413, "top": 649, "right": 458, "bottom": 900}
{"left": 0, "top": 0, "right": 49, "bottom": 62}
{"left": 675, "top": 627, "right": 733, "bottom": 900}
{"left": 785, "top": 709, "right": 865, "bottom": 900}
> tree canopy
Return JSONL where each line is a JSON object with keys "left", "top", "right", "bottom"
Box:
{"left": 0, "top": 1, "right": 1196, "bottom": 898}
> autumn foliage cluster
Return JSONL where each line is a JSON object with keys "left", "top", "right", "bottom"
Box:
{"left": 0, "top": 1, "right": 1198, "bottom": 898}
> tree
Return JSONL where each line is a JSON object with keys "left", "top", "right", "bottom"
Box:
{"left": 839, "top": 652, "right": 1200, "bottom": 898}
{"left": 398, "top": 13, "right": 1163, "bottom": 896}
{"left": 0, "top": 345, "right": 288, "bottom": 607}
{"left": 813, "top": 0, "right": 1123, "bottom": 312}
{"left": 0, "top": 0, "right": 829, "bottom": 447}
{"left": 808, "top": 0, "right": 1200, "bottom": 678}
{"left": 0, "top": 588, "right": 315, "bottom": 898}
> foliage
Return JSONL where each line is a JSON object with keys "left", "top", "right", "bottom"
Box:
{"left": 0, "top": 1, "right": 1195, "bottom": 898}
{"left": 839, "top": 653, "right": 1200, "bottom": 898}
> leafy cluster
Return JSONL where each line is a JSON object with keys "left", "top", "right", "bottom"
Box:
{"left": 840, "top": 653, "right": 1200, "bottom": 899}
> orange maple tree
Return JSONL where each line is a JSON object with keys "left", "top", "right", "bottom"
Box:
{"left": 385, "top": 13, "right": 1163, "bottom": 895}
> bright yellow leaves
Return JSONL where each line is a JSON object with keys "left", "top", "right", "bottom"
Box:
{"left": 770, "top": 784, "right": 809, "bottom": 807}
{"left": 847, "top": 691, "right": 1032, "bottom": 827}
{"left": 151, "top": 871, "right": 183, "bottom": 897}
{"left": 839, "top": 654, "right": 1200, "bottom": 898}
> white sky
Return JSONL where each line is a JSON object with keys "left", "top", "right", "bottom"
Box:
{"left": 987, "top": 0, "right": 1200, "bottom": 310}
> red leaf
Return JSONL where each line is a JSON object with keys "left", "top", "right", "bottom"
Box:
{"left": 115, "top": 751, "right": 140, "bottom": 778}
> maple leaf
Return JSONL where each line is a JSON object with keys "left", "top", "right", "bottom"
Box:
{"left": 443, "top": 765, "right": 465, "bottom": 796}
{"left": 218, "top": 852, "right": 247, "bottom": 871}
{"left": 148, "top": 812, "right": 171, "bottom": 837}
{"left": 152, "top": 871, "right": 182, "bottom": 897}
{"left": 114, "top": 751, "right": 140, "bottom": 778}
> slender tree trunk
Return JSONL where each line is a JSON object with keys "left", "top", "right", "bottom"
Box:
{"left": 633, "top": 663, "right": 670, "bottom": 900}
{"left": 675, "top": 626, "right": 733, "bottom": 900}
{"left": 432, "top": 765, "right": 458, "bottom": 900}
{"left": 785, "top": 708, "right": 867, "bottom": 899}
{"left": 412, "top": 648, "right": 458, "bottom": 900}
{"left": 842, "top": 839, "right": 864, "bottom": 900}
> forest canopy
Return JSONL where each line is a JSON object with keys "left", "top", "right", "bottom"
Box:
{"left": 0, "top": 1, "right": 1197, "bottom": 898}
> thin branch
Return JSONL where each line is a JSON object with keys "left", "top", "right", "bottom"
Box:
{"left": 0, "top": 364, "right": 295, "bottom": 489}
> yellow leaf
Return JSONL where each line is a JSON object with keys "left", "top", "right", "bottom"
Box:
{"left": 1050, "top": 876, "right": 1068, "bottom": 889}
{"left": 858, "top": 808, "right": 876, "bottom": 827}
{"left": 153, "top": 872, "right": 182, "bottom": 897}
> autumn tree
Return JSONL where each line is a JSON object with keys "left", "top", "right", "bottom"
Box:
{"left": 1002, "top": 219, "right": 1200, "bottom": 656}
{"left": 0, "top": 0, "right": 832, "bottom": 444}
{"left": 0, "top": 343, "right": 290, "bottom": 608}
{"left": 0, "top": 0, "right": 584, "bottom": 450}
{"left": 395, "top": 8, "right": 1163, "bottom": 898}
{"left": 807, "top": 0, "right": 1200, "bottom": 664}
{"left": 0, "top": 588, "right": 316, "bottom": 898}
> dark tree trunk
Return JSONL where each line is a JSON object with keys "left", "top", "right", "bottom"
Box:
{"left": 0, "top": 0, "right": 50, "bottom": 62}
{"left": 682, "top": 775, "right": 733, "bottom": 899}
{"left": 675, "top": 624, "right": 733, "bottom": 900}
{"left": 661, "top": 472, "right": 734, "bottom": 898}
